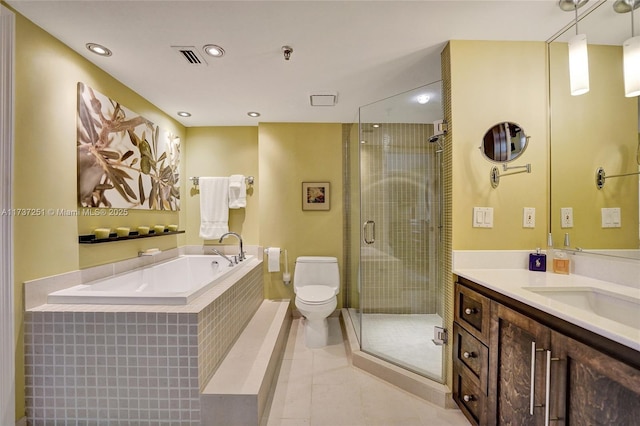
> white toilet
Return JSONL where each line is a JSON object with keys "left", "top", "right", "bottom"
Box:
{"left": 293, "top": 256, "right": 340, "bottom": 348}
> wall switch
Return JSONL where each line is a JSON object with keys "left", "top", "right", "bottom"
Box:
{"left": 601, "top": 207, "right": 622, "bottom": 228}
{"left": 560, "top": 207, "right": 573, "bottom": 228}
{"left": 523, "top": 207, "right": 535, "bottom": 228}
{"left": 473, "top": 207, "right": 493, "bottom": 228}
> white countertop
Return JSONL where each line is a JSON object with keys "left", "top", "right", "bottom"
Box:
{"left": 453, "top": 268, "right": 640, "bottom": 352}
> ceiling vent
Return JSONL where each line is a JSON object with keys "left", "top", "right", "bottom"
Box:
{"left": 171, "top": 46, "right": 207, "bottom": 65}
{"left": 310, "top": 92, "right": 338, "bottom": 107}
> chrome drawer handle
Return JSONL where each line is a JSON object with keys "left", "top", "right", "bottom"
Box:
{"left": 463, "top": 351, "right": 476, "bottom": 359}
{"left": 462, "top": 394, "right": 475, "bottom": 402}
{"left": 464, "top": 307, "right": 477, "bottom": 315}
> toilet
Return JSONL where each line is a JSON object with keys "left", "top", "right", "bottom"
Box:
{"left": 293, "top": 256, "right": 340, "bottom": 348}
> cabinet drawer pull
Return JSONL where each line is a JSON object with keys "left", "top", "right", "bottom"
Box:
{"left": 464, "top": 307, "right": 477, "bottom": 315}
{"left": 462, "top": 351, "right": 476, "bottom": 359}
{"left": 462, "top": 394, "right": 475, "bottom": 402}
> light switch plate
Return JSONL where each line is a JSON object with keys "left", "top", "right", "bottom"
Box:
{"left": 601, "top": 207, "right": 621, "bottom": 228}
{"left": 561, "top": 207, "right": 573, "bottom": 228}
{"left": 473, "top": 207, "right": 493, "bottom": 228}
{"left": 523, "top": 207, "right": 535, "bottom": 228}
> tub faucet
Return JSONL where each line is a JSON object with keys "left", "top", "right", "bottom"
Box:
{"left": 210, "top": 248, "right": 235, "bottom": 267}
{"left": 219, "top": 232, "right": 245, "bottom": 261}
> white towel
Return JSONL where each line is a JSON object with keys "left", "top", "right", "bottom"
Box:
{"left": 228, "top": 174, "right": 246, "bottom": 209}
{"left": 267, "top": 247, "right": 281, "bottom": 272}
{"left": 199, "top": 177, "right": 229, "bottom": 240}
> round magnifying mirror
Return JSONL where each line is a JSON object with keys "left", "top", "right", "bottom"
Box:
{"left": 481, "top": 122, "right": 528, "bottom": 162}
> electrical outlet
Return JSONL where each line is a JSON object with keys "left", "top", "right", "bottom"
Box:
{"left": 523, "top": 207, "right": 535, "bottom": 228}
{"left": 561, "top": 207, "right": 573, "bottom": 228}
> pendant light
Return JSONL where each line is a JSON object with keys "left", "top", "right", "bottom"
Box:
{"left": 617, "top": 0, "right": 640, "bottom": 97}
{"left": 560, "top": 0, "right": 590, "bottom": 96}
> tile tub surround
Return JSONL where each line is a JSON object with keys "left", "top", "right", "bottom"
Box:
{"left": 24, "top": 258, "right": 264, "bottom": 424}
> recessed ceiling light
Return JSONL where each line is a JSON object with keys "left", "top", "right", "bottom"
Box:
{"left": 177, "top": 111, "right": 191, "bottom": 117}
{"left": 372, "top": 124, "right": 380, "bottom": 128}
{"left": 247, "top": 112, "right": 260, "bottom": 117}
{"left": 86, "top": 43, "right": 112, "bottom": 57}
{"left": 203, "top": 44, "right": 225, "bottom": 57}
{"left": 417, "top": 94, "right": 430, "bottom": 104}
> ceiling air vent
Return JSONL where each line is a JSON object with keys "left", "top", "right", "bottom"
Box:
{"left": 171, "top": 46, "right": 207, "bottom": 66}
{"left": 310, "top": 91, "right": 338, "bottom": 107}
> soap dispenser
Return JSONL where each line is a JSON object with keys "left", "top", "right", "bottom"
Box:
{"left": 553, "top": 233, "right": 571, "bottom": 275}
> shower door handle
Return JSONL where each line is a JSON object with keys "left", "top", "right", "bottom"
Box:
{"left": 363, "top": 220, "right": 375, "bottom": 244}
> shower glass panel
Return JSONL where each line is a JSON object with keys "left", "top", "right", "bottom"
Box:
{"left": 350, "top": 82, "right": 444, "bottom": 382}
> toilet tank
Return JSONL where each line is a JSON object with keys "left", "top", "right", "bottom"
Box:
{"left": 293, "top": 256, "right": 340, "bottom": 293}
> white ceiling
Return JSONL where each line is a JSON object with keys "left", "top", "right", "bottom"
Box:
{"left": 6, "top": 0, "right": 633, "bottom": 126}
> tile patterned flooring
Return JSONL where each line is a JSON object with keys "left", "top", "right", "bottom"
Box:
{"left": 262, "top": 317, "right": 469, "bottom": 426}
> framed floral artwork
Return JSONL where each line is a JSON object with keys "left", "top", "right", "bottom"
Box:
{"left": 77, "top": 82, "right": 180, "bottom": 210}
{"left": 302, "top": 182, "right": 330, "bottom": 211}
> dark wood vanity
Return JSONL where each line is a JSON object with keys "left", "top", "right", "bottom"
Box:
{"left": 453, "top": 276, "right": 640, "bottom": 426}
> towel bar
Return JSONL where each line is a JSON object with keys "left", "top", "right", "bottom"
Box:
{"left": 190, "top": 176, "right": 254, "bottom": 187}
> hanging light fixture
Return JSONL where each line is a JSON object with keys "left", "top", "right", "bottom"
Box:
{"left": 560, "top": 0, "right": 590, "bottom": 96}
{"left": 616, "top": 0, "right": 640, "bottom": 97}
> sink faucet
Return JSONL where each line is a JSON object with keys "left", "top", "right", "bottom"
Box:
{"left": 210, "top": 248, "right": 235, "bottom": 267}
{"left": 219, "top": 232, "right": 245, "bottom": 261}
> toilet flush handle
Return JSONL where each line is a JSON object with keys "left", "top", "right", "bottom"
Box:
{"left": 363, "top": 220, "right": 376, "bottom": 244}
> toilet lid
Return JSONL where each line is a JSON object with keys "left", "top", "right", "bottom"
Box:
{"left": 296, "top": 285, "right": 335, "bottom": 304}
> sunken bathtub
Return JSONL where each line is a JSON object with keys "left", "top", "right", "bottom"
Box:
{"left": 47, "top": 254, "right": 255, "bottom": 305}
{"left": 25, "top": 253, "right": 264, "bottom": 423}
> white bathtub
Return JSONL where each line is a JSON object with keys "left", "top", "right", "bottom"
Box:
{"left": 47, "top": 255, "right": 254, "bottom": 305}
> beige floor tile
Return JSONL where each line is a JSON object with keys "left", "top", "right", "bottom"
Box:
{"left": 264, "top": 318, "right": 469, "bottom": 426}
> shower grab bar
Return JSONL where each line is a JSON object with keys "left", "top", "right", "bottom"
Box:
{"left": 363, "top": 220, "right": 375, "bottom": 244}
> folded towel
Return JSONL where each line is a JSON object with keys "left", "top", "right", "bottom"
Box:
{"left": 228, "top": 174, "right": 246, "bottom": 209}
{"left": 199, "top": 177, "right": 229, "bottom": 239}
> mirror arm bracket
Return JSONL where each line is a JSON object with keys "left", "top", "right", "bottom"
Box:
{"left": 490, "top": 163, "right": 531, "bottom": 188}
{"left": 596, "top": 166, "right": 640, "bottom": 189}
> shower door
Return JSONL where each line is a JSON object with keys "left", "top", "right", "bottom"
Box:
{"left": 355, "top": 82, "right": 444, "bottom": 382}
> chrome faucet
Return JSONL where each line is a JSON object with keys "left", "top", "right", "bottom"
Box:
{"left": 210, "top": 248, "right": 235, "bottom": 267}
{"left": 219, "top": 232, "right": 245, "bottom": 261}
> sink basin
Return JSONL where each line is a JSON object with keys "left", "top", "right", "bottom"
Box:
{"left": 523, "top": 287, "right": 640, "bottom": 329}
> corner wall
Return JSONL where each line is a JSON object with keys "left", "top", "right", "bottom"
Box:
{"left": 12, "top": 10, "right": 185, "bottom": 419}
{"left": 448, "top": 40, "right": 549, "bottom": 251}
{"left": 258, "top": 123, "right": 344, "bottom": 304}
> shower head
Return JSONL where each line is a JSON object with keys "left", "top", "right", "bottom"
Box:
{"left": 428, "top": 134, "right": 444, "bottom": 151}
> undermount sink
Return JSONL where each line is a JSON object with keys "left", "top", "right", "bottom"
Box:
{"left": 523, "top": 287, "right": 640, "bottom": 329}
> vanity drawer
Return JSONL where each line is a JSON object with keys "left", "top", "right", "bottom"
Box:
{"left": 455, "top": 283, "right": 491, "bottom": 344}
{"left": 453, "top": 323, "right": 489, "bottom": 393}
{"left": 453, "top": 367, "right": 486, "bottom": 426}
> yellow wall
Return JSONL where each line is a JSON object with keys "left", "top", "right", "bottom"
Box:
{"left": 12, "top": 11, "right": 185, "bottom": 418}
{"left": 549, "top": 43, "right": 638, "bottom": 248}
{"left": 258, "top": 123, "right": 344, "bottom": 304}
{"left": 184, "top": 127, "right": 260, "bottom": 246}
{"left": 448, "top": 40, "right": 549, "bottom": 250}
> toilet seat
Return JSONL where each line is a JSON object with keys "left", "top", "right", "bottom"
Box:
{"left": 296, "top": 285, "right": 335, "bottom": 304}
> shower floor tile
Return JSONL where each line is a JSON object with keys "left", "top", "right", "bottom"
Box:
{"left": 262, "top": 317, "right": 467, "bottom": 426}
{"left": 359, "top": 313, "right": 444, "bottom": 379}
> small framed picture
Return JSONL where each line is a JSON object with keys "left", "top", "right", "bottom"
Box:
{"left": 302, "top": 182, "right": 330, "bottom": 211}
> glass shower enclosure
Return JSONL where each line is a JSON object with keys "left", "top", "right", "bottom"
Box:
{"left": 347, "top": 81, "right": 445, "bottom": 382}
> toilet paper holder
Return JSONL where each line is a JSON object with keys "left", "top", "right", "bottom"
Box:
{"left": 264, "top": 247, "right": 291, "bottom": 285}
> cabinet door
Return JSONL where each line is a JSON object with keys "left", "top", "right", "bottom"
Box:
{"left": 550, "top": 331, "right": 640, "bottom": 426}
{"left": 489, "top": 302, "right": 550, "bottom": 426}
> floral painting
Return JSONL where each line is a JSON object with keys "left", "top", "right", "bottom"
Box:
{"left": 77, "top": 82, "right": 180, "bottom": 210}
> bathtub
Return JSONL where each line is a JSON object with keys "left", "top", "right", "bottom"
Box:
{"left": 47, "top": 255, "right": 254, "bottom": 305}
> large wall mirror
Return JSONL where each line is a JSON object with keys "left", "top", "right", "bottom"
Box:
{"left": 549, "top": 1, "right": 639, "bottom": 260}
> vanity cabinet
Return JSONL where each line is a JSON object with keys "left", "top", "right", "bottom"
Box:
{"left": 453, "top": 277, "right": 640, "bottom": 426}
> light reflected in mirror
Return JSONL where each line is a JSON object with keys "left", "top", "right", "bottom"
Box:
{"left": 549, "top": 1, "right": 640, "bottom": 260}
{"left": 481, "top": 122, "right": 528, "bottom": 163}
